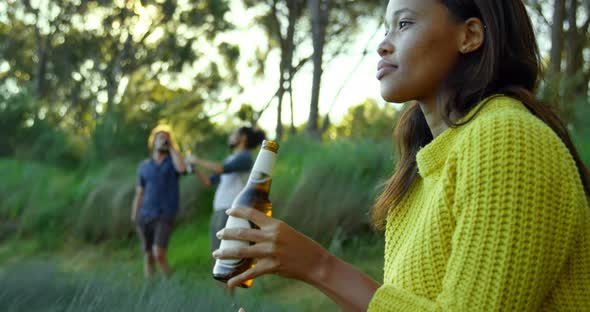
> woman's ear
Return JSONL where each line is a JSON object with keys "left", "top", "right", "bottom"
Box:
{"left": 458, "top": 17, "right": 485, "bottom": 54}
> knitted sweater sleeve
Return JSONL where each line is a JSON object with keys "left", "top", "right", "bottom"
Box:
{"left": 368, "top": 115, "right": 580, "bottom": 311}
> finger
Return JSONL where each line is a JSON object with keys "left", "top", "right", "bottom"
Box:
{"left": 227, "top": 264, "right": 274, "bottom": 288}
{"left": 217, "top": 228, "right": 269, "bottom": 243}
{"left": 238, "top": 308, "right": 245, "bottom": 312}
{"left": 212, "top": 243, "right": 272, "bottom": 260}
{"left": 227, "top": 207, "right": 272, "bottom": 227}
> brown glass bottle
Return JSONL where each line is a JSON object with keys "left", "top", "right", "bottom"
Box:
{"left": 212, "top": 140, "right": 279, "bottom": 288}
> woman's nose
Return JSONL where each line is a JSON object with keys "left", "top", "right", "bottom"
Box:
{"left": 377, "top": 40, "right": 394, "bottom": 57}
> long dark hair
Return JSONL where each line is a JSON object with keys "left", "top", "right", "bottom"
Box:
{"left": 372, "top": 0, "right": 590, "bottom": 230}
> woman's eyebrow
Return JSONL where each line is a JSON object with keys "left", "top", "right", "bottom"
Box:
{"left": 393, "top": 8, "right": 418, "bottom": 18}
{"left": 386, "top": 7, "right": 418, "bottom": 25}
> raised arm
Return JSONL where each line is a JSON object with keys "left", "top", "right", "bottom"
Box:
{"left": 193, "top": 157, "right": 223, "bottom": 174}
{"left": 168, "top": 145, "right": 187, "bottom": 173}
{"left": 192, "top": 151, "right": 252, "bottom": 175}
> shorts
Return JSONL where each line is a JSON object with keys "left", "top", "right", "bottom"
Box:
{"left": 136, "top": 217, "right": 174, "bottom": 252}
{"left": 210, "top": 210, "right": 229, "bottom": 253}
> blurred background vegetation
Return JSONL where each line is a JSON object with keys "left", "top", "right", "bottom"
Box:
{"left": 0, "top": 0, "right": 589, "bottom": 311}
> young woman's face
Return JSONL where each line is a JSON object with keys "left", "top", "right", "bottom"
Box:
{"left": 377, "top": 0, "right": 463, "bottom": 103}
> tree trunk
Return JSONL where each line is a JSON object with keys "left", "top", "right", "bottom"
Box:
{"left": 275, "top": 0, "right": 301, "bottom": 141}
{"left": 30, "top": 6, "right": 48, "bottom": 99}
{"left": 306, "top": 0, "right": 329, "bottom": 140}
{"left": 550, "top": 0, "right": 565, "bottom": 77}
{"left": 565, "top": 0, "right": 588, "bottom": 97}
{"left": 565, "top": 0, "right": 579, "bottom": 79}
{"left": 289, "top": 87, "right": 296, "bottom": 134}
{"left": 105, "top": 35, "right": 133, "bottom": 115}
{"left": 276, "top": 82, "right": 285, "bottom": 141}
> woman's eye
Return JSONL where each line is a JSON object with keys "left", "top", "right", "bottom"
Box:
{"left": 399, "top": 21, "right": 412, "bottom": 29}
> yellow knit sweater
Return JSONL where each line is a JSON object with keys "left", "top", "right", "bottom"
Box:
{"left": 368, "top": 96, "right": 590, "bottom": 311}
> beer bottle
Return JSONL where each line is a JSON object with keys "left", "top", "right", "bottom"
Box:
{"left": 185, "top": 150, "right": 193, "bottom": 174}
{"left": 212, "top": 140, "right": 279, "bottom": 288}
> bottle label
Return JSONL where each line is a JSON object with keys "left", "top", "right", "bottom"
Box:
{"left": 250, "top": 149, "right": 276, "bottom": 182}
{"left": 217, "top": 213, "right": 253, "bottom": 266}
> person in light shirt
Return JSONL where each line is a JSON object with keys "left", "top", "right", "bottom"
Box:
{"left": 187, "top": 127, "right": 265, "bottom": 253}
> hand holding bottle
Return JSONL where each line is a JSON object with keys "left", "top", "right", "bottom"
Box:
{"left": 213, "top": 207, "right": 331, "bottom": 288}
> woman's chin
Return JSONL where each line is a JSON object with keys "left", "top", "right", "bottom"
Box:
{"left": 380, "top": 87, "right": 410, "bottom": 103}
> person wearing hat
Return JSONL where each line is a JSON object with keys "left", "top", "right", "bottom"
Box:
{"left": 131, "top": 124, "right": 187, "bottom": 278}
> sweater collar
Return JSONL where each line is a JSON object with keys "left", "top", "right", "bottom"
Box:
{"left": 416, "top": 95, "right": 516, "bottom": 178}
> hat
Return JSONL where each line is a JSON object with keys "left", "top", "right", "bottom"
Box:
{"left": 148, "top": 124, "right": 179, "bottom": 150}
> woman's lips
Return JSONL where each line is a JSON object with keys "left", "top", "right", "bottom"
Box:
{"left": 377, "top": 60, "right": 398, "bottom": 80}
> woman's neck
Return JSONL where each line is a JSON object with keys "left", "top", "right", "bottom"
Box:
{"left": 418, "top": 94, "right": 451, "bottom": 139}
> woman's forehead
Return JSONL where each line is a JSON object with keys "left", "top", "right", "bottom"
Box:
{"left": 385, "top": 0, "right": 431, "bottom": 21}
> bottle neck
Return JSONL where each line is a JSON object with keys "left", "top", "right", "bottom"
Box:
{"left": 247, "top": 148, "right": 277, "bottom": 184}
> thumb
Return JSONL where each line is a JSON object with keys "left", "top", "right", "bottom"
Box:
{"left": 238, "top": 308, "right": 245, "bottom": 312}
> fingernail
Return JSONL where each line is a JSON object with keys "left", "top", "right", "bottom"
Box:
{"left": 225, "top": 209, "right": 232, "bottom": 215}
{"left": 212, "top": 250, "right": 220, "bottom": 257}
{"left": 216, "top": 229, "right": 224, "bottom": 239}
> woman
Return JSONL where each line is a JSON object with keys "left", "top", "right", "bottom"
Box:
{"left": 188, "top": 127, "right": 265, "bottom": 253}
{"left": 213, "top": 0, "right": 590, "bottom": 311}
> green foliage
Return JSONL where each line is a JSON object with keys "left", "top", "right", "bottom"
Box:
{"left": 0, "top": 0, "right": 237, "bottom": 163}
{"left": 236, "top": 104, "right": 256, "bottom": 126}
{"left": 0, "top": 159, "right": 212, "bottom": 243}
{"left": 0, "top": 92, "right": 84, "bottom": 167}
{"left": 326, "top": 98, "right": 397, "bottom": 141}
{"left": 570, "top": 96, "right": 590, "bottom": 166}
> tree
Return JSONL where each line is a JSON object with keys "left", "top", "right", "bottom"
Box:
{"left": 550, "top": 0, "right": 566, "bottom": 78}
{"left": 0, "top": 0, "right": 241, "bottom": 161}
{"left": 304, "top": 0, "right": 383, "bottom": 139}
{"left": 243, "top": 0, "right": 382, "bottom": 140}
{"left": 243, "top": 0, "right": 308, "bottom": 141}
{"left": 526, "top": 0, "right": 590, "bottom": 122}
{"left": 305, "top": 0, "right": 328, "bottom": 140}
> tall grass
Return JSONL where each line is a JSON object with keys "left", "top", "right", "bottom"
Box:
{"left": 0, "top": 137, "right": 394, "bottom": 245}
{"left": 272, "top": 137, "right": 394, "bottom": 243}
{"left": 0, "top": 262, "right": 296, "bottom": 312}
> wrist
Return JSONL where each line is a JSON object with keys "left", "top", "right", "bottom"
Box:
{"left": 305, "top": 247, "right": 336, "bottom": 288}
